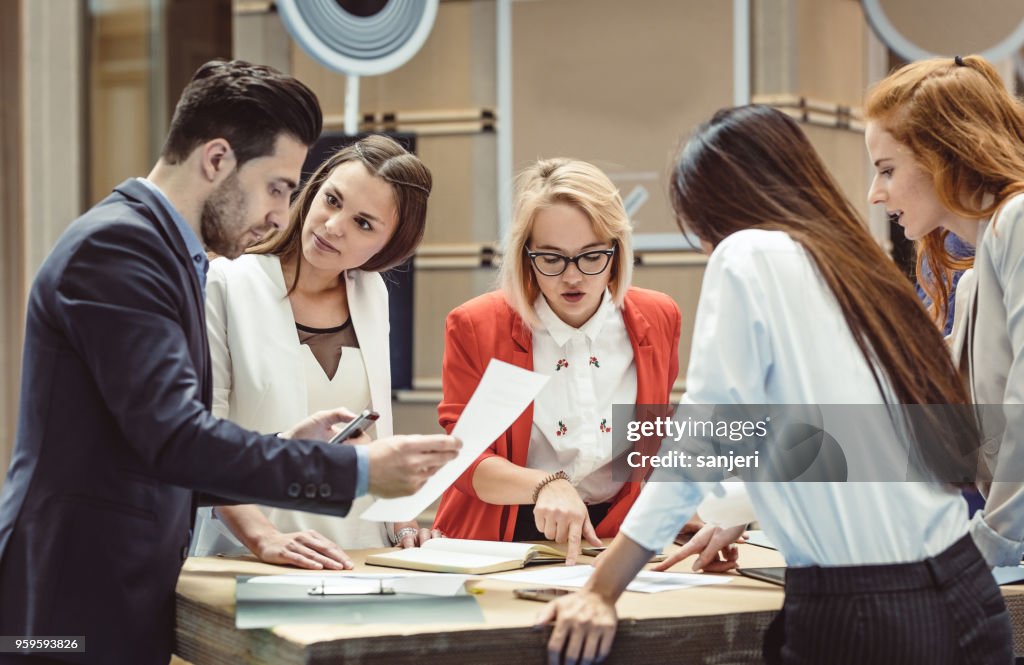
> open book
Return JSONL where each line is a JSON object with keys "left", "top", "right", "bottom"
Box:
{"left": 366, "top": 539, "right": 566, "bottom": 574}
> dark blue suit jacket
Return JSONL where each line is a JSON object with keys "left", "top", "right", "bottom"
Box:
{"left": 0, "top": 179, "right": 360, "bottom": 664}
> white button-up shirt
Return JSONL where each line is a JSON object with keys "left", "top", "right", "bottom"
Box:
{"left": 621, "top": 229, "right": 968, "bottom": 567}
{"left": 527, "top": 291, "right": 637, "bottom": 503}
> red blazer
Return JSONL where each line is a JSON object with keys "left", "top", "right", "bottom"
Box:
{"left": 433, "top": 288, "right": 682, "bottom": 541}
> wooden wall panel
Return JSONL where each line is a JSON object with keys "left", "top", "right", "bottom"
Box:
{"left": 797, "top": 0, "right": 867, "bottom": 107}
{"left": 631, "top": 260, "right": 706, "bottom": 383}
{"left": 413, "top": 266, "right": 499, "bottom": 385}
{"left": 755, "top": 0, "right": 874, "bottom": 225}
{"left": 0, "top": 0, "right": 24, "bottom": 483}
{"left": 291, "top": 1, "right": 499, "bottom": 246}
{"left": 1, "top": 0, "right": 86, "bottom": 483}
{"left": 89, "top": 3, "right": 151, "bottom": 204}
{"left": 512, "top": 0, "right": 734, "bottom": 237}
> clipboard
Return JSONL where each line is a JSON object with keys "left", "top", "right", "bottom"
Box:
{"left": 307, "top": 578, "right": 396, "bottom": 596}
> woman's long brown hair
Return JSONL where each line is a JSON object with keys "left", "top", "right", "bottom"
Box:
{"left": 864, "top": 55, "right": 1024, "bottom": 327}
{"left": 671, "top": 105, "right": 975, "bottom": 481}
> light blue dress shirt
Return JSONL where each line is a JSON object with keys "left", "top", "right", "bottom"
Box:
{"left": 136, "top": 178, "right": 209, "bottom": 290}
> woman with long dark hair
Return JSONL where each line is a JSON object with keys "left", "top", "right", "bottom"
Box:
{"left": 540, "top": 105, "right": 1012, "bottom": 665}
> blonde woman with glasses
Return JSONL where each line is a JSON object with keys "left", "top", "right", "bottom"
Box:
{"left": 432, "top": 158, "right": 686, "bottom": 566}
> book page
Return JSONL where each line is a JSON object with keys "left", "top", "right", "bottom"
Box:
{"left": 370, "top": 547, "right": 518, "bottom": 572}
{"left": 361, "top": 360, "right": 549, "bottom": 522}
{"left": 422, "top": 538, "right": 560, "bottom": 559}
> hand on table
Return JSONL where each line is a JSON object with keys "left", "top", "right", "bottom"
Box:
{"left": 253, "top": 528, "right": 354, "bottom": 570}
{"left": 537, "top": 589, "right": 617, "bottom": 665}
{"left": 534, "top": 479, "right": 603, "bottom": 566}
{"left": 393, "top": 520, "right": 444, "bottom": 548}
{"left": 654, "top": 522, "right": 747, "bottom": 573}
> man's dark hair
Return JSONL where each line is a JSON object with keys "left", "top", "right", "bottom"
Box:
{"left": 161, "top": 59, "right": 323, "bottom": 167}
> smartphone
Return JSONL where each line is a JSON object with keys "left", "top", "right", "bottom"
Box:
{"left": 513, "top": 587, "right": 572, "bottom": 602}
{"left": 327, "top": 409, "right": 380, "bottom": 445}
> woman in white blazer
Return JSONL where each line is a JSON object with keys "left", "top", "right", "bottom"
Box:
{"left": 864, "top": 54, "right": 1024, "bottom": 570}
{"left": 198, "top": 135, "right": 436, "bottom": 570}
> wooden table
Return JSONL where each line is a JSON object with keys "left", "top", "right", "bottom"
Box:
{"left": 175, "top": 544, "right": 1024, "bottom": 665}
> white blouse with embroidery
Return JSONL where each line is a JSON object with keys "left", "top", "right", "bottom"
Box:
{"left": 527, "top": 290, "right": 637, "bottom": 503}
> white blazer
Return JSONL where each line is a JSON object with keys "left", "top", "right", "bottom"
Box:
{"left": 192, "top": 254, "right": 393, "bottom": 553}
{"left": 205, "top": 253, "right": 394, "bottom": 439}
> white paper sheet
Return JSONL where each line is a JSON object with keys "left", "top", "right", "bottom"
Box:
{"left": 388, "top": 574, "right": 472, "bottom": 596}
{"left": 361, "top": 359, "right": 549, "bottom": 522}
{"left": 491, "top": 565, "right": 732, "bottom": 594}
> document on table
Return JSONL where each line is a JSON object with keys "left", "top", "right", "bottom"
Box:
{"left": 361, "top": 359, "right": 549, "bottom": 522}
{"left": 491, "top": 565, "right": 732, "bottom": 593}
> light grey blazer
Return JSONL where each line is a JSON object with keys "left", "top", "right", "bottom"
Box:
{"left": 966, "top": 193, "right": 1024, "bottom": 567}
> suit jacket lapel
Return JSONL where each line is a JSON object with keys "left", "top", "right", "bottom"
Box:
{"left": 113, "top": 179, "right": 211, "bottom": 403}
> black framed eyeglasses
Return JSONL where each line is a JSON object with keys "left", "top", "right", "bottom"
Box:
{"left": 525, "top": 244, "right": 617, "bottom": 277}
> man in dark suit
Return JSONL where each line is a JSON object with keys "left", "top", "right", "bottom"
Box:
{"left": 0, "top": 60, "right": 459, "bottom": 665}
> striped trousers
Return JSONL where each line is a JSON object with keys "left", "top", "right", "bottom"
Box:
{"left": 763, "top": 535, "right": 1014, "bottom": 665}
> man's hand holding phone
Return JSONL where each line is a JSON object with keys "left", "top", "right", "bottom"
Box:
{"left": 279, "top": 407, "right": 461, "bottom": 499}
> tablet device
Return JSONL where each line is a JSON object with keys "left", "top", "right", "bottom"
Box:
{"left": 737, "top": 566, "right": 786, "bottom": 587}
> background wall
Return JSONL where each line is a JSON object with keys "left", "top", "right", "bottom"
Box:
{"left": 0, "top": 0, "right": 86, "bottom": 481}
{"left": 0, "top": 0, "right": 23, "bottom": 484}
{"left": 1, "top": 0, "right": 1023, "bottom": 478}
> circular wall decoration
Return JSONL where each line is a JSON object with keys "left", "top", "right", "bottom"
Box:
{"left": 276, "top": 0, "right": 439, "bottom": 76}
{"left": 862, "top": 0, "right": 1024, "bottom": 63}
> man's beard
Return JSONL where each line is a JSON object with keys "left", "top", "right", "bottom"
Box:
{"left": 200, "top": 171, "right": 250, "bottom": 259}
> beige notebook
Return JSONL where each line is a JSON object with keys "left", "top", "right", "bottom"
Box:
{"left": 366, "top": 538, "right": 566, "bottom": 574}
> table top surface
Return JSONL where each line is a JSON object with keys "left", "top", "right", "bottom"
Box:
{"left": 177, "top": 541, "right": 793, "bottom": 646}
